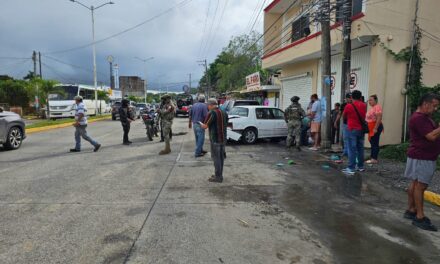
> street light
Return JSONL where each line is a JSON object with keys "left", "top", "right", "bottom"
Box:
{"left": 107, "top": 55, "right": 114, "bottom": 89}
{"left": 134, "top": 57, "right": 154, "bottom": 103}
{"left": 69, "top": 0, "right": 115, "bottom": 115}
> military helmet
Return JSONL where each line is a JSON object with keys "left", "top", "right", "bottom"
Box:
{"left": 291, "top": 96, "right": 300, "bottom": 102}
{"left": 161, "top": 94, "right": 171, "bottom": 100}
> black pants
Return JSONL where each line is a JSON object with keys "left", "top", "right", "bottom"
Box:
{"left": 122, "top": 124, "right": 130, "bottom": 143}
{"left": 331, "top": 125, "right": 340, "bottom": 144}
{"left": 369, "top": 124, "right": 383, "bottom": 160}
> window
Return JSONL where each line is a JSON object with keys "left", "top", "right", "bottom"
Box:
{"left": 256, "top": 108, "right": 275, "bottom": 119}
{"left": 291, "top": 15, "right": 310, "bottom": 42}
{"left": 336, "top": 0, "right": 363, "bottom": 23}
{"left": 271, "top": 108, "right": 285, "bottom": 120}
{"left": 229, "top": 107, "right": 249, "bottom": 117}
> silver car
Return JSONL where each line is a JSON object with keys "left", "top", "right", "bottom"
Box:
{"left": 0, "top": 108, "right": 26, "bottom": 150}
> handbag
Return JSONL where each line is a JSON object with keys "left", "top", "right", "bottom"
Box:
{"left": 351, "top": 103, "right": 369, "bottom": 134}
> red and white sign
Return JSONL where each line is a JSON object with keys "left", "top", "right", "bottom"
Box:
{"left": 246, "top": 72, "right": 261, "bottom": 92}
{"left": 349, "top": 72, "right": 358, "bottom": 90}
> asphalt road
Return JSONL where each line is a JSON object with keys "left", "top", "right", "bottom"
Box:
{"left": 0, "top": 118, "right": 439, "bottom": 264}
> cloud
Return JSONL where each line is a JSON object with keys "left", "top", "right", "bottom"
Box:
{"left": 0, "top": 0, "right": 266, "bottom": 92}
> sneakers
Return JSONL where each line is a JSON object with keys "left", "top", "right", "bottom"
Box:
{"left": 94, "top": 144, "right": 101, "bottom": 152}
{"left": 208, "top": 175, "right": 223, "bottom": 183}
{"left": 413, "top": 217, "right": 438, "bottom": 232}
{"left": 356, "top": 167, "right": 365, "bottom": 172}
{"left": 70, "top": 148, "right": 80, "bottom": 152}
{"left": 403, "top": 210, "right": 417, "bottom": 220}
{"left": 342, "top": 168, "right": 355, "bottom": 175}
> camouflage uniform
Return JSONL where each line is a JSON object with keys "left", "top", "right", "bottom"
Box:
{"left": 158, "top": 95, "right": 175, "bottom": 155}
{"left": 284, "top": 98, "right": 305, "bottom": 149}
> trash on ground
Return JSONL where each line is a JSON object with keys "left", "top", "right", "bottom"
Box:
{"left": 288, "top": 160, "right": 295, "bottom": 165}
{"left": 276, "top": 163, "right": 284, "bottom": 167}
{"left": 330, "top": 154, "right": 341, "bottom": 161}
{"left": 322, "top": 164, "right": 330, "bottom": 170}
{"left": 237, "top": 218, "right": 249, "bottom": 227}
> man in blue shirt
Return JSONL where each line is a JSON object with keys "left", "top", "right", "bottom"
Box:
{"left": 70, "top": 96, "right": 101, "bottom": 152}
{"left": 189, "top": 95, "right": 208, "bottom": 157}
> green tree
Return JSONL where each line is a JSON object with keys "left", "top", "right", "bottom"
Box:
{"left": 0, "top": 79, "right": 30, "bottom": 108}
{"left": 97, "top": 90, "right": 110, "bottom": 103}
{"left": 199, "top": 31, "right": 273, "bottom": 93}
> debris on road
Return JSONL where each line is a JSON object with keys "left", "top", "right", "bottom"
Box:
{"left": 237, "top": 218, "right": 250, "bottom": 227}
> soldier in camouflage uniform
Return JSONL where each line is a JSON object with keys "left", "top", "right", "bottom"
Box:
{"left": 158, "top": 94, "right": 175, "bottom": 155}
{"left": 284, "top": 96, "right": 305, "bottom": 151}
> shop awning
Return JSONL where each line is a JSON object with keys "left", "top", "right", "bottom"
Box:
{"left": 240, "top": 85, "right": 281, "bottom": 94}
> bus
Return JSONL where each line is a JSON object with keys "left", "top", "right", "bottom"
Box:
{"left": 47, "top": 84, "right": 107, "bottom": 118}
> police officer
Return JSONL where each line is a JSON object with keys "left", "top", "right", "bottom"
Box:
{"left": 158, "top": 94, "right": 175, "bottom": 155}
{"left": 284, "top": 96, "right": 305, "bottom": 151}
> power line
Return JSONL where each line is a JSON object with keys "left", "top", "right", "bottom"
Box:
{"left": 248, "top": 0, "right": 267, "bottom": 33}
{"left": 244, "top": 0, "right": 301, "bottom": 56}
{"left": 202, "top": 0, "right": 220, "bottom": 58}
{"left": 198, "top": 0, "right": 212, "bottom": 58}
{"left": 42, "top": 55, "right": 108, "bottom": 77}
{"left": 204, "top": 0, "right": 230, "bottom": 58}
{"left": 245, "top": 0, "right": 265, "bottom": 32}
{"left": 44, "top": 0, "right": 193, "bottom": 55}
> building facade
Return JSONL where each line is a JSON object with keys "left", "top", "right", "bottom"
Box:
{"left": 119, "top": 76, "right": 145, "bottom": 98}
{"left": 262, "top": 0, "right": 440, "bottom": 145}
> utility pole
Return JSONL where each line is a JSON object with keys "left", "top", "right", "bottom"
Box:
{"left": 69, "top": 0, "right": 115, "bottom": 115}
{"left": 32, "top": 51, "right": 37, "bottom": 78}
{"left": 189, "top": 73, "right": 192, "bottom": 90}
{"left": 403, "top": 0, "right": 420, "bottom": 141}
{"left": 198, "top": 59, "right": 210, "bottom": 98}
{"left": 340, "top": 0, "right": 352, "bottom": 102}
{"left": 320, "top": 0, "right": 332, "bottom": 149}
{"left": 38, "top": 52, "right": 42, "bottom": 78}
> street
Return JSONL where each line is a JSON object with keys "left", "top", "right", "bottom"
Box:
{"left": 1, "top": 118, "right": 440, "bottom": 264}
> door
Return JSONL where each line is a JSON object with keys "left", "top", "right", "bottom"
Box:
{"left": 255, "top": 108, "right": 275, "bottom": 138}
{"left": 0, "top": 114, "right": 7, "bottom": 142}
{"left": 281, "top": 74, "right": 312, "bottom": 112}
{"left": 271, "top": 108, "right": 288, "bottom": 137}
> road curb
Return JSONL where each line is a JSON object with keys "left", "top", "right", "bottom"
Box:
{"left": 26, "top": 116, "right": 111, "bottom": 134}
{"left": 314, "top": 151, "right": 440, "bottom": 207}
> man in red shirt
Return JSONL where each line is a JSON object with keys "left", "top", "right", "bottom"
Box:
{"left": 404, "top": 93, "right": 440, "bottom": 232}
{"left": 342, "top": 90, "right": 367, "bottom": 175}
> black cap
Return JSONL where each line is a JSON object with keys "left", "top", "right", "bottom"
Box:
{"left": 345, "top": 93, "right": 352, "bottom": 98}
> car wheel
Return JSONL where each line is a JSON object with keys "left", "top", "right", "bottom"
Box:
{"left": 4, "top": 126, "right": 23, "bottom": 150}
{"left": 242, "top": 128, "right": 257, "bottom": 144}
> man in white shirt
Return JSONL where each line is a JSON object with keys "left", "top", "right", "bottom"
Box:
{"left": 70, "top": 96, "right": 101, "bottom": 152}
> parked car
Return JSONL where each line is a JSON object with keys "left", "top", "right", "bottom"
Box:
{"left": 135, "top": 103, "right": 148, "bottom": 119}
{"left": 221, "top": 100, "right": 260, "bottom": 113}
{"left": 0, "top": 108, "right": 26, "bottom": 150}
{"left": 227, "top": 106, "right": 287, "bottom": 144}
{"left": 111, "top": 101, "right": 122, "bottom": 120}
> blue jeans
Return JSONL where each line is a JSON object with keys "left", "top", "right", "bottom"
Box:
{"left": 347, "top": 129, "right": 365, "bottom": 170}
{"left": 342, "top": 124, "right": 349, "bottom": 157}
{"left": 193, "top": 123, "right": 205, "bottom": 156}
{"left": 75, "top": 125, "right": 99, "bottom": 150}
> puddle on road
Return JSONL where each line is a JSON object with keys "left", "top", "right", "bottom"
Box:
{"left": 208, "top": 151, "right": 438, "bottom": 264}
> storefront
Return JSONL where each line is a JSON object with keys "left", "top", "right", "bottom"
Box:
{"left": 243, "top": 72, "right": 281, "bottom": 107}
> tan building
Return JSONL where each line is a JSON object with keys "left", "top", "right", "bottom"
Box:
{"left": 262, "top": 0, "right": 440, "bottom": 145}
{"left": 119, "top": 76, "right": 145, "bottom": 98}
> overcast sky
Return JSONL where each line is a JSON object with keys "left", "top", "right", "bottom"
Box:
{"left": 0, "top": 0, "right": 267, "bottom": 92}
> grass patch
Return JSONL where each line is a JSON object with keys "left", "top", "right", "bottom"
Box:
{"left": 26, "top": 115, "right": 110, "bottom": 129}
{"left": 381, "top": 143, "right": 440, "bottom": 168}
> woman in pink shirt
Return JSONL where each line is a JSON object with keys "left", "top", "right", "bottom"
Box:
{"left": 366, "top": 95, "right": 383, "bottom": 164}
